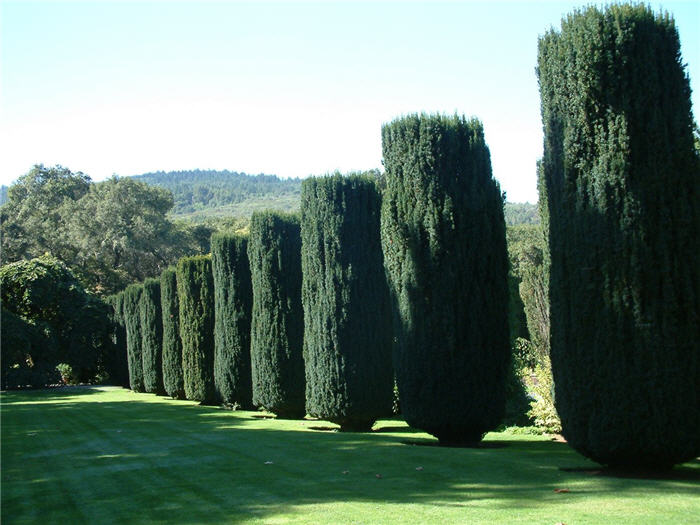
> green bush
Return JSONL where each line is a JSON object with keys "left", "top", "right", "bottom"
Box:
{"left": 538, "top": 4, "right": 699, "bottom": 467}
{"left": 381, "top": 114, "right": 511, "bottom": 444}
{"left": 161, "top": 268, "right": 185, "bottom": 399}
{"left": 301, "top": 174, "right": 393, "bottom": 431}
{"left": 0, "top": 255, "right": 110, "bottom": 387}
{"left": 248, "top": 211, "right": 305, "bottom": 418}
{"left": 177, "top": 255, "right": 216, "bottom": 404}
{"left": 140, "top": 278, "right": 164, "bottom": 394}
{"left": 211, "top": 232, "right": 253, "bottom": 407}
{"left": 123, "top": 283, "right": 145, "bottom": 392}
{"left": 1, "top": 307, "right": 59, "bottom": 389}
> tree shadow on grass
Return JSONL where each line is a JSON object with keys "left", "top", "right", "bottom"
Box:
{"left": 3, "top": 388, "right": 699, "bottom": 524}
{"left": 560, "top": 464, "right": 700, "bottom": 481}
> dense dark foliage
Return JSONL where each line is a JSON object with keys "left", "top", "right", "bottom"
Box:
{"left": 538, "top": 4, "right": 699, "bottom": 467}
{"left": 177, "top": 255, "right": 216, "bottom": 404}
{"left": 103, "top": 293, "right": 129, "bottom": 387}
{"left": 0, "top": 307, "right": 57, "bottom": 389}
{"left": 123, "top": 284, "right": 145, "bottom": 392}
{"left": 301, "top": 174, "right": 393, "bottom": 431}
{"left": 160, "top": 268, "right": 185, "bottom": 399}
{"left": 0, "top": 255, "right": 112, "bottom": 388}
{"left": 140, "top": 278, "right": 164, "bottom": 394}
{"left": 248, "top": 211, "right": 305, "bottom": 418}
{"left": 381, "top": 114, "right": 511, "bottom": 444}
{"left": 211, "top": 233, "right": 253, "bottom": 407}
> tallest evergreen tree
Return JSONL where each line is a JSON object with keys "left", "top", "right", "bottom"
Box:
{"left": 538, "top": 5, "right": 699, "bottom": 468}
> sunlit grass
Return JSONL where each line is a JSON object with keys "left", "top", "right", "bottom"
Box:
{"left": 2, "top": 386, "right": 698, "bottom": 524}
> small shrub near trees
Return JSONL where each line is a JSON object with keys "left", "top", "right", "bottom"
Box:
{"left": 160, "top": 267, "right": 185, "bottom": 399}
{"left": 248, "top": 211, "right": 305, "bottom": 418}
{"left": 301, "top": 173, "right": 393, "bottom": 431}
{"left": 381, "top": 114, "right": 511, "bottom": 445}
{"left": 211, "top": 232, "right": 253, "bottom": 408}
{"left": 538, "top": 4, "right": 699, "bottom": 467}
{"left": 177, "top": 255, "right": 216, "bottom": 404}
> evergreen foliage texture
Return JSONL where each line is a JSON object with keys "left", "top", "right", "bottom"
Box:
{"left": 248, "top": 211, "right": 305, "bottom": 418}
{"left": 176, "top": 255, "right": 216, "bottom": 404}
{"left": 123, "top": 283, "right": 145, "bottom": 392}
{"left": 301, "top": 174, "right": 393, "bottom": 431}
{"left": 211, "top": 232, "right": 253, "bottom": 407}
{"left": 538, "top": 5, "right": 700, "bottom": 467}
{"left": 104, "top": 293, "right": 129, "bottom": 387}
{"left": 381, "top": 114, "right": 511, "bottom": 444}
{"left": 139, "top": 278, "right": 164, "bottom": 394}
{"left": 160, "top": 267, "right": 185, "bottom": 399}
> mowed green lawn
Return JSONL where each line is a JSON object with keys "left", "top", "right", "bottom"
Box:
{"left": 2, "top": 387, "right": 698, "bottom": 524}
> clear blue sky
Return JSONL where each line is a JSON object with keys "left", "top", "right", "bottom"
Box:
{"left": 1, "top": 0, "right": 698, "bottom": 202}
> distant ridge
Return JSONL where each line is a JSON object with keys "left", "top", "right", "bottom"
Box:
{"left": 131, "top": 169, "right": 301, "bottom": 218}
{"left": 130, "top": 169, "right": 538, "bottom": 224}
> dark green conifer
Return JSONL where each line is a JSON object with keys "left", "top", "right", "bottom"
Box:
{"left": 381, "top": 114, "right": 510, "bottom": 444}
{"left": 104, "top": 293, "right": 129, "bottom": 387}
{"left": 176, "top": 255, "right": 216, "bottom": 404}
{"left": 140, "top": 277, "right": 164, "bottom": 394}
{"left": 161, "top": 267, "right": 185, "bottom": 399}
{"left": 211, "top": 232, "right": 253, "bottom": 408}
{"left": 123, "top": 283, "right": 145, "bottom": 392}
{"left": 538, "top": 5, "right": 700, "bottom": 468}
{"left": 301, "top": 174, "right": 393, "bottom": 431}
{"left": 248, "top": 211, "right": 305, "bottom": 418}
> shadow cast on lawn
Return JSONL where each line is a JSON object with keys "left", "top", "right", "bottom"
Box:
{"left": 560, "top": 465, "right": 700, "bottom": 482}
{"left": 3, "top": 387, "right": 699, "bottom": 524}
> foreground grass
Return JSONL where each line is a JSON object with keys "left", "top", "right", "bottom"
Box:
{"left": 2, "top": 387, "right": 698, "bottom": 524}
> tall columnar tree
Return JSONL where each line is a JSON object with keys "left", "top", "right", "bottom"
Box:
{"left": 381, "top": 114, "right": 510, "bottom": 445}
{"left": 301, "top": 174, "right": 393, "bottom": 431}
{"left": 123, "top": 283, "right": 145, "bottom": 392}
{"left": 176, "top": 255, "right": 216, "bottom": 404}
{"left": 104, "top": 293, "right": 129, "bottom": 387}
{"left": 248, "top": 211, "right": 305, "bottom": 418}
{"left": 538, "top": 5, "right": 700, "bottom": 468}
{"left": 161, "top": 267, "right": 185, "bottom": 399}
{"left": 211, "top": 232, "right": 253, "bottom": 408}
{"left": 139, "top": 277, "right": 164, "bottom": 394}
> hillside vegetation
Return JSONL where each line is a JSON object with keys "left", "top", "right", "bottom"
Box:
{"left": 131, "top": 169, "right": 539, "bottom": 224}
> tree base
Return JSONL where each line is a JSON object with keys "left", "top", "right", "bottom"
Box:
{"left": 435, "top": 430, "right": 486, "bottom": 447}
{"left": 334, "top": 418, "right": 376, "bottom": 432}
{"left": 274, "top": 409, "right": 307, "bottom": 420}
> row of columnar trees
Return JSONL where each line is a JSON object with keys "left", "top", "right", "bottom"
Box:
{"left": 109, "top": 3, "right": 699, "bottom": 470}
{"left": 111, "top": 115, "right": 511, "bottom": 441}
{"left": 111, "top": 211, "right": 309, "bottom": 412}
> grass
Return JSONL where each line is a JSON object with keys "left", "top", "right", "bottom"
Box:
{"left": 2, "top": 387, "right": 698, "bottom": 524}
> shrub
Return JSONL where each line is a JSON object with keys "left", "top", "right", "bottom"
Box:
{"left": 211, "top": 232, "right": 253, "bottom": 407}
{"left": 0, "top": 255, "right": 110, "bottom": 387}
{"left": 381, "top": 114, "right": 511, "bottom": 444}
{"left": 301, "top": 174, "right": 393, "bottom": 431}
{"left": 177, "top": 255, "right": 216, "bottom": 404}
{"left": 248, "top": 211, "right": 305, "bottom": 418}
{"left": 538, "top": 4, "right": 700, "bottom": 467}
{"left": 161, "top": 267, "right": 185, "bottom": 399}
{"left": 140, "top": 277, "right": 164, "bottom": 394}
